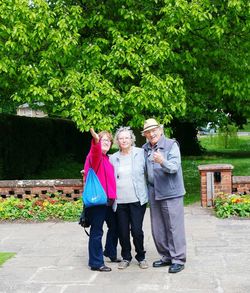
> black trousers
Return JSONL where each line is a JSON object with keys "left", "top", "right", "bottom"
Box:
{"left": 116, "top": 201, "right": 147, "bottom": 262}
{"left": 103, "top": 206, "right": 119, "bottom": 259}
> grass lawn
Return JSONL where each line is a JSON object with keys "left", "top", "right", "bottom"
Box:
{"left": 0, "top": 252, "right": 15, "bottom": 266}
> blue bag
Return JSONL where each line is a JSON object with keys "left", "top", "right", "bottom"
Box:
{"left": 82, "top": 168, "right": 107, "bottom": 208}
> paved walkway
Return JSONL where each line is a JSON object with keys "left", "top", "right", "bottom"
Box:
{"left": 0, "top": 203, "right": 250, "bottom": 293}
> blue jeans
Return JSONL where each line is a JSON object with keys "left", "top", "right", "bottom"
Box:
{"left": 116, "top": 202, "right": 147, "bottom": 262}
{"left": 86, "top": 205, "right": 118, "bottom": 268}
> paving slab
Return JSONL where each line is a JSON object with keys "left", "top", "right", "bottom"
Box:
{"left": 0, "top": 203, "right": 250, "bottom": 293}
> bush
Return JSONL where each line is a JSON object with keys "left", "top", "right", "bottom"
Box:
{"left": 0, "top": 196, "right": 83, "bottom": 221}
{"left": 214, "top": 193, "right": 250, "bottom": 218}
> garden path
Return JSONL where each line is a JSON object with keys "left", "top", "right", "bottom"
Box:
{"left": 0, "top": 203, "right": 250, "bottom": 293}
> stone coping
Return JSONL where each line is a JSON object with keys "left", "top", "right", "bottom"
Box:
{"left": 0, "top": 179, "right": 83, "bottom": 188}
{"left": 198, "top": 163, "right": 234, "bottom": 171}
{"left": 233, "top": 176, "right": 250, "bottom": 184}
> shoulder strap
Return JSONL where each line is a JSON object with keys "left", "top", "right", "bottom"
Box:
{"left": 88, "top": 157, "right": 102, "bottom": 174}
{"left": 103, "top": 163, "right": 109, "bottom": 197}
{"left": 84, "top": 227, "right": 90, "bottom": 236}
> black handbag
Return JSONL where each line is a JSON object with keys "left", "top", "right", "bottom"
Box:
{"left": 78, "top": 209, "right": 90, "bottom": 236}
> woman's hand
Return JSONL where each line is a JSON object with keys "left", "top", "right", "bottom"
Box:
{"left": 90, "top": 128, "right": 99, "bottom": 143}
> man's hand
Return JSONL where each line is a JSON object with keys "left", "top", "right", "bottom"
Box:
{"left": 153, "top": 150, "right": 164, "bottom": 165}
{"left": 90, "top": 128, "right": 99, "bottom": 143}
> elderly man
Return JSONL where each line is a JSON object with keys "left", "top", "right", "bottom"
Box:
{"left": 142, "top": 118, "right": 186, "bottom": 273}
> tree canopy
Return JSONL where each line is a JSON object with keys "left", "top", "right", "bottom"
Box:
{"left": 0, "top": 0, "right": 249, "bottom": 131}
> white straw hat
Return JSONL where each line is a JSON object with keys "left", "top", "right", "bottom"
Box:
{"left": 142, "top": 118, "right": 160, "bottom": 134}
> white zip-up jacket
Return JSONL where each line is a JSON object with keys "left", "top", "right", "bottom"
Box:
{"left": 110, "top": 147, "right": 148, "bottom": 211}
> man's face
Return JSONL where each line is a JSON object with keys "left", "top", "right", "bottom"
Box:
{"left": 144, "top": 127, "right": 162, "bottom": 146}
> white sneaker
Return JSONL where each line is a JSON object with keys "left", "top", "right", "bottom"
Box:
{"left": 118, "top": 260, "right": 130, "bottom": 269}
{"left": 139, "top": 259, "right": 149, "bottom": 269}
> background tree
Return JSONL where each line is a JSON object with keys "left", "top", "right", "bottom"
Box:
{"left": 0, "top": 0, "right": 249, "bottom": 152}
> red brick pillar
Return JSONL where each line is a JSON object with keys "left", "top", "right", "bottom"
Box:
{"left": 198, "top": 164, "right": 234, "bottom": 207}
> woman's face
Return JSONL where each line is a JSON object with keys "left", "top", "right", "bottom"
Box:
{"left": 118, "top": 130, "right": 132, "bottom": 151}
{"left": 100, "top": 134, "right": 112, "bottom": 154}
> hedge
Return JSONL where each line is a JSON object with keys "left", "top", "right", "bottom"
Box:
{"left": 0, "top": 114, "right": 91, "bottom": 179}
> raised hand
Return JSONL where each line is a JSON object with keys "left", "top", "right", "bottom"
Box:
{"left": 90, "top": 128, "right": 99, "bottom": 143}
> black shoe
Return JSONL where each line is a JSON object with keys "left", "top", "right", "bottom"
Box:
{"left": 168, "top": 263, "right": 184, "bottom": 273}
{"left": 91, "top": 265, "right": 112, "bottom": 272}
{"left": 153, "top": 259, "right": 171, "bottom": 268}
{"left": 109, "top": 257, "right": 121, "bottom": 263}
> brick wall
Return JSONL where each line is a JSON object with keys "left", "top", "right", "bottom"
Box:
{"left": 2, "top": 172, "right": 250, "bottom": 206}
{"left": 0, "top": 179, "right": 83, "bottom": 200}
{"left": 232, "top": 176, "right": 250, "bottom": 194}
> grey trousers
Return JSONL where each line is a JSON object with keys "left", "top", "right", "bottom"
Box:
{"left": 149, "top": 187, "right": 186, "bottom": 265}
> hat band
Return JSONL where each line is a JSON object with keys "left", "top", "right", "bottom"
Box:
{"left": 143, "top": 124, "right": 159, "bottom": 132}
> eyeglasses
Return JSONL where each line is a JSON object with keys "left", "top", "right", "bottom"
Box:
{"left": 101, "top": 138, "right": 111, "bottom": 143}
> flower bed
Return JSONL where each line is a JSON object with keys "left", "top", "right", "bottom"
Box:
{"left": 0, "top": 196, "right": 82, "bottom": 221}
{"left": 214, "top": 193, "right": 250, "bottom": 218}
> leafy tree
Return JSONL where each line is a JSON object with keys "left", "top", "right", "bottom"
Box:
{"left": 0, "top": 0, "right": 249, "bottom": 137}
{"left": 164, "top": 0, "right": 250, "bottom": 128}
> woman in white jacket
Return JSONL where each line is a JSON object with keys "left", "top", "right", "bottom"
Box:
{"left": 110, "top": 127, "right": 148, "bottom": 270}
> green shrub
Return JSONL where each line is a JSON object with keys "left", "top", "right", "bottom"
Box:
{"left": 0, "top": 196, "right": 83, "bottom": 221}
{"left": 214, "top": 193, "right": 250, "bottom": 218}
